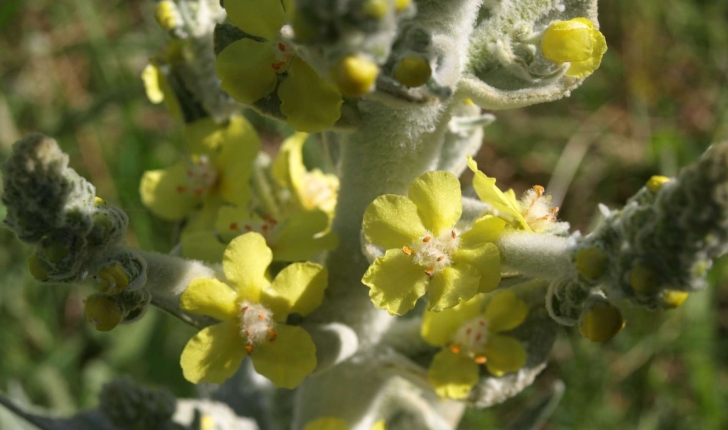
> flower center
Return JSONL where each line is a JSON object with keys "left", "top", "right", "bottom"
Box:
{"left": 403, "top": 230, "right": 460, "bottom": 276}
{"left": 271, "top": 41, "right": 293, "bottom": 72}
{"left": 450, "top": 316, "right": 490, "bottom": 364}
{"left": 228, "top": 214, "right": 279, "bottom": 241}
{"left": 176, "top": 156, "right": 217, "bottom": 198}
{"left": 238, "top": 301, "right": 277, "bottom": 353}
{"left": 519, "top": 185, "right": 559, "bottom": 232}
{"left": 300, "top": 171, "right": 336, "bottom": 211}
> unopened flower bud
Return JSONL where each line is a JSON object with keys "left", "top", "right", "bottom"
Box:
{"left": 579, "top": 300, "right": 624, "bottom": 342}
{"left": 154, "top": 0, "right": 181, "bottom": 31}
{"left": 541, "top": 18, "right": 607, "bottom": 79}
{"left": 363, "top": 0, "right": 388, "bottom": 19}
{"left": 646, "top": 175, "right": 671, "bottom": 193}
{"left": 28, "top": 254, "right": 49, "bottom": 282}
{"left": 330, "top": 55, "right": 379, "bottom": 96}
{"left": 394, "top": 56, "right": 431, "bottom": 88}
{"left": 97, "top": 264, "right": 131, "bottom": 295}
{"left": 85, "top": 294, "right": 124, "bottom": 332}
{"left": 662, "top": 290, "right": 689, "bottom": 309}
{"left": 629, "top": 264, "right": 660, "bottom": 295}
{"left": 395, "top": 0, "right": 412, "bottom": 12}
{"left": 575, "top": 246, "right": 609, "bottom": 280}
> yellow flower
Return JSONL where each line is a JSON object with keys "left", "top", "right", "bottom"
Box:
{"left": 140, "top": 116, "right": 259, "bottom": 231}
{"left": 422, "top": 291, "right": 529, "bottom": 399}
{"left": 467, "top": 156, "right": 562, "bottom": 233}
{"left": 179, "top": 232, "right": 325, "bottom": 387}
{"left": 541, "top": 18, "right": 607, "bottom": 79}
{"left": 272, "top": 133, "right": 339, "bottom": 218}
{"left": 216, "top": 0, "right": 343, "bottom": 132}
{"left": 181, "top": 205, "right": 338, "bottom": 263}
{"left": 141, "top": 61, "right": 182, "bottom": 121}
{"left": 362, "top": 171, "right": 504, "bottom": 315}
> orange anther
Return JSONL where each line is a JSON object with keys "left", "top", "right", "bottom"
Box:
{"left": 230, "top": 222, "right": 239, "bottom": 231}
{"left": 241, "top": 306, "right": 248, "bottom": 312}
{"left": 193, "top": 188, "right": 203, "bottom": 197}
{"left": 437, "top": 256, "right": 445, "bottom": 262}
{"left": 258, "top": 313, "right": 266, "bottom": 320}
{"left": 534, "top": 185, "right": 545, "bottom": 197}
{"left": 451, "top": 230, "right": 457, "bottom": 239}
{"left": 475, "top": 333, "right": 482, "bottom": 341}
{"left": 449, "top": 345, "right": 461, "bottom": 354}
{"left": 176, "top": 185, "right": 186, "bottom": 193}
{"left": 425, "top": 267, "right": 435, "bottom": 277}
{"left": 466, "top": 328, "right": 472, "bottom": 335}
{"left": 268, "top": 328, "right": 277, "bottom": 342}
{"left": 246, "top": 330, "right": 252, "bottom": 336}
{"left": 245, "top": 225, "right": 253, "bottom": 231}
{"left": 402, "top": 246, "right": 414, "bottom": 256}
{"left": 423, "top": 236, "right": 432, "bottom": 243}
{"left": 278, "top": 42, "right": 285, "bottom": 51}
{"left": 245, "top": 344, "right": 254, "bottom": 353}
{"left": 262, "top": 224, "right": 269, "bottom": 231}
{"left": 474, "top": 356, "right": 487, "bottom": 364}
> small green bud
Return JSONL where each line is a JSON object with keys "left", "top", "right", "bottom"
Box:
{"left": 363, "top": 0, "right": 388, "bottom": 19}
{"left": 646, "top": 175, "right": 670, "bottom": 193}
{"left": 575, "top": 247, "right": 609, "bottom": 280}
{"left": 28, "top": 254, "right": 49, "bottom": 282}
{"left": 85, "top": 294, "right": 123, "bottom": 332}
{"left": 579, "top": 301, "right": 624, "bottom": 342}
{"left": 394, "top": 56, "right": 432, "bottom": 87}
{"left": 330, "top": 55, "right": 379, "bottom": 96}
{"left": 97, "top": 264, "right": 130, "bottom": 295}
{"left": 629, "top": 264, "right": 660, "bottom": 295}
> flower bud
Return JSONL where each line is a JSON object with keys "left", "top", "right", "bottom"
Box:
{"left": 629, "top": 264, "right": 659, "bottom": 295}
{"left": 394, "top": 56, "right": 431, "bottom": 88}
{"left": 97, "top": 264, "right": 131, "bottom": 295}
{"left": 579, "top": 300, "right": 624, "bottom": 342}
{"left": 575, "top": 246, "right": 609, "bottom": 280}
{"left": 395, "top": 0, "right": 412, "bottom": 12}
{"left": 85, "top": 294, "right": 124, "bottom": 332}
{"left": 28, "top": 254, "right": 49, "bottom": 282}
{"left": 363, "top": 0, "right": 388, "bottom": 19}
{"left": 662, "top": 290, "right": 689, "bottom": 309}
{"left": 154, "top": 0, "right": 181, "bottom": 31}
{"left": 541, "top": 18, "right": 607, "bottom": 79}
{"left": 646, "top": 175, "right": 671, "bottom": 193}
{"left": 330, "top": 56, "right": 379, "bottom": 96}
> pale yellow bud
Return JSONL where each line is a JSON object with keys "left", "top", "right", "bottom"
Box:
{"left": 393, "top": 56, "right": 431, "bottom": 88}
{"left": 646, "top": 175, "right": 671, "bottom": 193}
{"left": 85, "top": 295, "right": 123, "bottom": 332}
{"left": 629, "top": 264, "right": 660, "bottom": 295}
{"left": 363, "top": 0, "right": 388, "bottom": 19}
{"left": 28, "top": 254, "right": 49, "bottom": 282}
{"left": 662, "top": 290, "right": 689, "bottom": 309}
{"left": 575, "top": 247, "right": 609, "bottom": 280}
{"left": 97, "top": 265, "right": 130, "bottom": 295}
{"left": 154, "top": 0, "right": 180, "bottom": 31}
{"left": 330, "top": 56, "right": 379, "bottom": 96}
{"left": 579, "top": 301, "right": 625, "bottom": 342}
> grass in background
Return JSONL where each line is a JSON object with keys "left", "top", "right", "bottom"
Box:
{"left": 1, "top": 0, "right": 728, "bottom": 428}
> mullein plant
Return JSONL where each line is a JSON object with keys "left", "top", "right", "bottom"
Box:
{"left": 1, "top": 1, "right": 727, "bottom": 429}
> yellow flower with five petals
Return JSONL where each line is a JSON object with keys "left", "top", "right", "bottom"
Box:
{"left": 216, "top": 0, "right": 343, "bottom": 132}
{"left": 422, "top": 291, "right": 529, "bottom": 399}
{"left": 140, "top": 116, "right": 259, "bottom": 233}
{"left": 362, "top": 171, "right": 504, "bottom": 315}
{"left": 179, "top": 232, "right": 325, "bottom": 387}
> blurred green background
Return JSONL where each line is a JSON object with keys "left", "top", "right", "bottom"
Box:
{"left": 1, "top": 0, "right": 727, "bottom": 429}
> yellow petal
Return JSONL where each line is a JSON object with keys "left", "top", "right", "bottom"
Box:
{"left": 223, "top": 233, "right": 272, "bottom": 301}
{"left": 224, "top": 0, "right": 286, "bottom": 39}
{"left": 371, "top": 420, "right": 387, "bottom": 430}
{"left": 452, "top": 243, "right": 501, "bottom": 294}
{"left": 458, "top": 216, "right": 506, "bottom": 248}
{"left": 362, "top": 195, "right": 427, "bottom": 250}
{"left": 408, "top": 171, "right": 462, "bottom": 236}
{"left": 272, "top": 132, "right": 307, "bottom": 193}
{"left": 278, "top": 58, "right": 343, "bottom": 132}
{"left": 141, "top": 63, "right": 165, "bottom": 104}
{"left": 541, "top": 19, "right": 594, "bottom": 63}
{"left": 303, "top": 418, "right": 348, "bottom": 430}
{"left": 565, "top": 27, "right": 607, "bottom": 79}
{"left": 262, "top": 262, "right": 327, "bottom": 319}
{"left": 140, "top": 162, "right": 200, "bottom": 221}
{"left": 483, "top": 290, "right": 529, "bottom": 333}
{"left": 180, "top": 321, "right": 247, "bottom": 384}
{"left": 483, "top": 334, "right": 527, "bottom": 376}
{"left": 216, "top": 39, "right": 278, "bottom": 105}
{"left": 251, "top": 324, "right": 317, "bottom": 389}
{"left": 216, "top": 116, "right": 261, "bottom": 207}
{"left": 428, "top": 348, "right": 479, "bottom": 400}
{"left": 421, "top": 294, "right": 485, "bottom": 347}
{"left": 271, "top": 210, "right": 339, "bottom": 262}
{"left": 181, "top": 231, "right": 227, "bottom": 264}
{"left": 362, "top": 249, "right": 429, "bottom": 315}
{"left": 180, "top": 278, "right": 238, "bottom": 320}
{"left": 427, "top": 264, "right": 480, "bottom": 312}
{"left": 466, "top": 156, "right": 530, "bottom": 231}
{"left": 184, "top": 118, "right": 224, "bottom": 156}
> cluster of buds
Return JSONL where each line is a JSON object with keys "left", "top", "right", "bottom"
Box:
{"left": 2, "top": 134, "right": 150, "bottom": 332}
